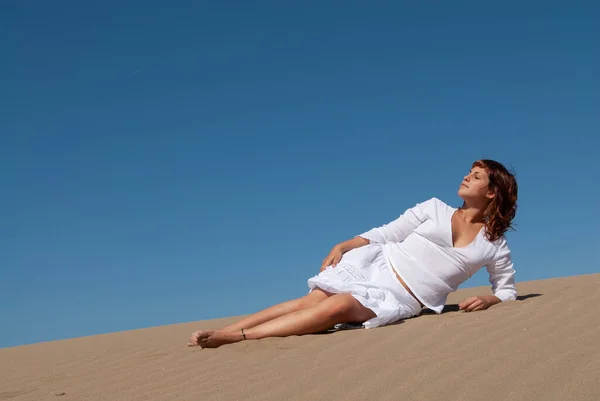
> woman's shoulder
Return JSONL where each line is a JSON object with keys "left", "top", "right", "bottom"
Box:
{"left": 416, "top": 197, "right": 453, "bottom": 212}
{"left": 412, "top": 197, "right": 453, "bottom": 219}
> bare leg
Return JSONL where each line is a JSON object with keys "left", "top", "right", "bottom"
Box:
{"left": 222, "top": 289, "right": 330, "bottom": 331}
{"left": 195, "top": 293, "right": 376, "bottom": 348}
{"left": 188, "top": 289, "right": 330, "bottom": 346}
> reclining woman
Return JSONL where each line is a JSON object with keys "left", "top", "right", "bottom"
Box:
{"left": 189, "top": 159, "right": 518, "bottom": 348}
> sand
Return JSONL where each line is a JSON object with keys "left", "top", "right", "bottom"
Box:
{"left": 1, "top": 273, "right": 599, "bottom": 401}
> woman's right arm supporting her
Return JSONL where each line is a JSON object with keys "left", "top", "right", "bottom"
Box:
{"left": 320, "top": 236, "right": 370, "bottom": 271}
{"left": 485, "top": 238, "right": 517, "bottom": 302}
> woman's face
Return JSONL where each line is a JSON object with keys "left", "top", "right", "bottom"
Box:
{"left": 458, "top": 166, "right": 493, "bottom": 201}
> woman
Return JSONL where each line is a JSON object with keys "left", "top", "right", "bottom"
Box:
{"left": 189, "top": 159, "right": 518, "bottom": 348}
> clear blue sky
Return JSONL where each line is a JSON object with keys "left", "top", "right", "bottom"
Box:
{"left": 2, "top": 1, "right": 599, "bottom": 348}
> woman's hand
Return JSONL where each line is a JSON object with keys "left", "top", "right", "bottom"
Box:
{"left": 321, "top": 245, "right": 344, "bottom": 272}
{"left": 458, "top": 295, "right": 501, "bottom": 312}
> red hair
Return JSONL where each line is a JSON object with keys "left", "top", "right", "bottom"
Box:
{"left": 471, "top": 159, "right": 518, "bottom": 242}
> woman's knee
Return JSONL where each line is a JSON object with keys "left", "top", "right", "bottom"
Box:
{"left": 321, "top": 295, "right": 357, "bottom": 319}
{"left": 324, "top": 294, "right": 375, "bottom": 322}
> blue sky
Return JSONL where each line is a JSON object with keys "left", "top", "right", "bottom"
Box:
{"left": 1, "top": 1, "right": 599, "bottom": 348}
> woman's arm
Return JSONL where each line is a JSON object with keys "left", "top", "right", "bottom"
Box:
{"left": 459, "top": 239, "right": 516, "bottom": 312}
{"left": 321, "top": 237, "right": 369, "bottom": 270}
{"left": 357, "top": 198, "right": 434, "bottom": 245}
{"left": 486, "top": 240, "right": 517, "bottom": 302}
{"left": 337, "top": 236, "right": 370, "bottom": 253}
{"left": 322, "top": 198, "right": 435, "bottom": 270}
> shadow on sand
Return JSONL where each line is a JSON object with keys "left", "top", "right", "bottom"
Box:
{"left": 323, "top": 293, "right": 543, "bottom": 333}
{"left": 420, "top": 293, "right": 543, "bottom": 315}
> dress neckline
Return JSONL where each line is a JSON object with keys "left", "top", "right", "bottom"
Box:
{"left": 450, "top": 208, "right": 484, "bottom": 249}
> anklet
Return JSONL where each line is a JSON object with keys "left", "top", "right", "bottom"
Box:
{"left": 241, "top": 328, "right": 247, "bottom": 340}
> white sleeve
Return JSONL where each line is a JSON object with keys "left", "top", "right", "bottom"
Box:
{"left": 357, "top": 198, "right": 433, "bottom": 244}
{"left": 486, "top": 239, "right": 517, "bottom": 302}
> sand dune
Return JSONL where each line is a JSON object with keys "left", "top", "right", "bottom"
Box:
{"left": 2, "top": 274, "right": 599, "bottom": 401}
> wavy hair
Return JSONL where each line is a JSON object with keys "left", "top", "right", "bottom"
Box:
{"left": 469, "top": 159, "right": 518, "bottom": 242}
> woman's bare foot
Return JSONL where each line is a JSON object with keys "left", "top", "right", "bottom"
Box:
{"left": 196, "top": 330, "right": 243, "bottom": 348}
{"left": 188, "top": 329, "right": 244, "bottom": 348}
{"left": 188, "top": 330, "right": 212, "bottom": 346}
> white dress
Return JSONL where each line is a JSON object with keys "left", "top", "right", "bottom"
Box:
{"left": 307, "top": 197, "right": 517, "bottom": 328}
{"left": 307, "top": 244, "right": 422, "bottom": 328}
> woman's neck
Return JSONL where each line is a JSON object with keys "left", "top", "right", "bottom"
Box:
{"left": 458, "top": 204, "right": 487, "bottom": 225}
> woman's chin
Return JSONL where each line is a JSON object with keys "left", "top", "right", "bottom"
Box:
{"left": 457, "top": 189, "right": 473, "bottom": 201}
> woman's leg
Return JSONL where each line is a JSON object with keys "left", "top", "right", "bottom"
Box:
{"left": 188, "top": 289, "right": 330, "bottom": 346}
{"left": 221, "top": 289, "right": 330, "bottom": 331}
{"left": 193, "top": 293, "right": 376, "bottom": 348}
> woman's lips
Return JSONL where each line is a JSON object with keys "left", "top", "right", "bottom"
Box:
{"left": 461, "top": 183, "right": 469, "bottom": 188}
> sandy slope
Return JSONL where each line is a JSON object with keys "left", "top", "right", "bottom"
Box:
{"left": 1, "top": 274, "right": 599, "bottom": 401}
